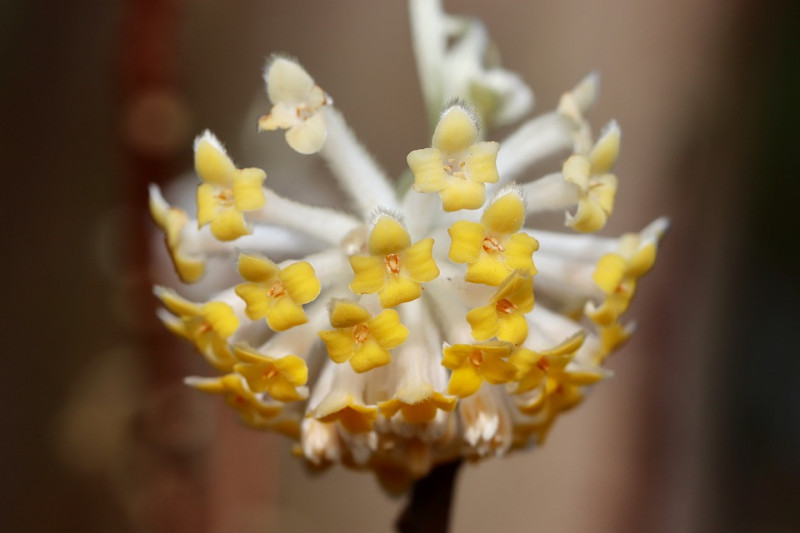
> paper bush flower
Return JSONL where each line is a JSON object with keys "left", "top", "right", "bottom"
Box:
{"left": 150, "top": 0, "right": 666, "bottom": 490}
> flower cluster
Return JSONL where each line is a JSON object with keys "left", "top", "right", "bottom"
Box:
{"left": 150, "top": 0, "right": 666, "bottom": 490}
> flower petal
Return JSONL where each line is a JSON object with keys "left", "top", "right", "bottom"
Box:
{"left": 286, "top": 112, "right": 327, "bottom": 154}
{"left": 432, "top": 106, "right": 478, "bottom": 153}
{"left": 350, "top": 340, "right": 392, "bottom": 373}
{"left": 349, "top": 255, "right": 385, "bottom": 294}
{"left": 448, "top": 220, "right": 485, "bottom": 263}
{"left": 209, "top": 208, "right": 249, "bottom": 241}
{"left": 194, "top": 131, "right": 236, "bottom": 186}
{"left": 368, "top": 216, "right": 411, "bottom": 255}
{"left": 280, "top": 261, "right": 321, "bottom": 304}
{"left": 266, "top": 57, "right": 316, "bottom": 104}
{"left": 466, "top": 141, "right": 499, "bottom": 184}
{"left": 234, "top": 282, "right": 270, "bottom": 320}
{"left": 264, "top": 296, "right": 308, "bottom": 331}
{"left": 447, "top": 364, "right": 483, "bottom": 397}
{"left": 319, "top": 329, "right": 356, "bottom": 364}
{"left": 466, "top": 305, "right": 499, "bottom": 341}
{"left": 368, "top": 309, "right": 408, "bottom": 350}
{"left": 439, "top": 178, "right": 486, "bottom": 211}
{"left": 329, "top": 300, "right": 372, "bottom": 328}
{"left": 233, "top": 168, "right": 267, "bottom": 211}
{"left": 378, "top": 276, "right": 421, "bottom": 307}
{"left": 402, "top": 238, "right": 439, "bottom": 282}
{"left": 482, "top": 192, "right": 525, "bottom": 234}
{"left": 408, "top": 148, "right": 447, "bottom": 192}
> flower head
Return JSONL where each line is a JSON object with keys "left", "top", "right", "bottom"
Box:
{"left": 149, "top": 0, "right": 666, "bottom": 489}
{"left": 408, "top": 104, "right": 500, "bottom": 211}
{"left": 258, "top": 56, "right": 332, "bottom": 154}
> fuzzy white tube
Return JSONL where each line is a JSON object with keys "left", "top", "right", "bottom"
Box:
{"left": 319, "top": 109, "right": 399, "bottom": 215}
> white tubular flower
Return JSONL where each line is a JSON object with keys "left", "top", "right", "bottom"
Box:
{"left": 149, "top": 1, "right": 666, "bottom": 491}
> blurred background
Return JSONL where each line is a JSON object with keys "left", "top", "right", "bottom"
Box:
{"left": 2, "top": 0, "right": 799, "bottom": 531}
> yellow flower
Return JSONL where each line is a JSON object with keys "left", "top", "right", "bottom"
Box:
{"left": 232, "top": 345, "right": 309, "bottom": 402}
{"left": 194, "top": 131, "right": 267, "bottom": 241}
{"left": 442, "top": 341, "right": 516, "bottom": 398}
{"left": 313, "top": 393, "right": 378, "bottom": 433}
{"left": 149, "top": 185, "right": 205, "bottom": 283}
{"left": 448, "top": 191, "right": 539, "bottom": 286}
{"left": 318, "top": 300, "right": 408, "bottom": 373}
{"left": 466, "top": 272, "right": 535, "bottom": 345}
{"left": 258, "top": 56, "right": 332, "bottom": 154}
{"left": 186, "top": 374, "right": 282, "bottom": 428}
{"left": 585, "top": 225, "right": 660, "bottom": 327}
{"left": 562, "top": 123, "right": 620, "bottom": 232}
{"left": 379, "top": 389, "right": 456, "bottom": 424}
{"left": 155, "top": 287, "right": 239, "bottom": 371}
{"left": 234, "top": 253, "right": 320, "bottom": 331}
{"left": 407, "top": 104, "right": 499, "bottom": 211}
{"left": 512, "top": 338, "right": 607, "bottom": 417}
{"left": 349, "top": 215, "right": 439, "bottom": 307}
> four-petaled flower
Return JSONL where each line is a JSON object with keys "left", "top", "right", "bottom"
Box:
{"left": 149, "top": 186, "right": 205, "bottom": 283}
{"left": 466, "top": 271, "right": 535, "bottom": 345}
{"left": 234, "top": 253, "right": 320, "bottom": 331}
{"left": 407, "top": 104, "right": 500, "bottom": 211}
{"left": 186, "top": 374, "right": 282, "bottom": 428}
{"left": 154, "top": 287, "right": 239, "bottom": 371}
{"left": 585, "top": 225, "right": 659, "bottom": 327}
{"left": 195, "top": 131, "right": 267, "bottom": 241}
{"left": 448, "top": 190, "right": 539, "bottom": 286}
{"left": 562, "top": 122, "right": 620, "bottom": 232}
{"left": 233, "top": 345, "right": 309, "bottom": 402}
{"left": 258, "top": 56, "right": 332, "bottom": 154}
{"left": 349, "top": 215, "right": 439, "bottom": 307}
{"left": 318, "top": 300, "right": 409, "bottom": 373}
{"left": 442, "top": 341, "right": 516, "bottom": 397}
{"left": 379, "top": 389, "right": 456, "bottom": 424}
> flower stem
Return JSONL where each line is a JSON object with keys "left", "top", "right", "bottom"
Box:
{"left": 395, "top": 460, "right": 463, "bottom": 533}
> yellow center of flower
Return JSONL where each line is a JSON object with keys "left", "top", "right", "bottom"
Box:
{"left": 296, "top": 105, "right": 313, "bottom": 120}
{"left": 269, "top": 280, "right": 287, "bottom": 298}
{"left": 482, "top": 236, "right": 505, "bottom": 253}
{"left": 352, "top": 323, "right": 370, "bottom": 344}
{"left": 536, "top": 358, "right": 550, "bottom": 373}
{"left": 443, "top": 157, "right": 467, "bottom": 179}
{"left": 469, "top": 349, "right": 484, "bottom": 367}
{"left": 384, "top": 253, "right": 401, "bottom": 274}
{"left": 495, "top": 298, "right": 517, "bottom": 314}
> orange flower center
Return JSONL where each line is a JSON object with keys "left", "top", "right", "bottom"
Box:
{"left": 443, "top": 157, "right": 467, "bottom": 179}
{"left": 352, "top": 323, "right": 370, "bottom": 344}
{"left": 535, "top": 357, "right": 550, "bottom": 373}
{"left": 269, "top": 280, "right": 287, "bottom": 298}
{"left": 495, "top": 298, "right": 517, "bottom": 314}
{"left": 384, "top": 253, "right": 401, "bottom": 274}
{"left": 216, "top": 188, "right": 235, "bottom": 206}
{"left": 482, "top": 236, "right": 505, "bottom": 253}
{"left": 469, "top": 349, "right": 484, "bottom": 367}
{"left": 262, "top": 364, "right": 279, "bottom": 379}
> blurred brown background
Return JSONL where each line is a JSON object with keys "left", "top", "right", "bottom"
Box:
{"left": 2, "top": 0, "right": 799, "bottom": 532}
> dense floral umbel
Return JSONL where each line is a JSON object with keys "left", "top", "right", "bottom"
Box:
{"left": 150, "top": 0, "right": 666, "bottom": 491}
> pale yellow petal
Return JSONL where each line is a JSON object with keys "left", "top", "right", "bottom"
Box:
{"left": 432, "top": 106, "right": 478, "bottom": 153}
{"left": 465, "top": 253, "right": 508, "bottom": 286}
{"left": 233, "top": 168, "right": 267, "bottom": 211}
{"left": 286, "top": 112, "right": 327, "bottom": 154}
{"left": 266, "top": 57, "right": 315, "bottom": 104}
{"left": 408, "top": 148, "right": 447, "bottom": 192}
{"left": 194, "top": 133, "right": 235, "bottom": 186}
{"left": 480, "top": 356, "right": 517, "bottom": 385}
{"left": 562, "top": 155, "right": 591, "bottom": 191}
{"left": 503, "top": 233, "right": 539, "bottom": 275}
{"left": 593, "top": 253, "right": 627, "bottom": 294}
{"left": 209, "top": 208, "right": 249, "bottom": 241}
{"left": 439, "top": 179, "right": 485, "bottom": 211}
{"left": 466, "top": 141, "right": 499, "bottom": 184}
{"left": 589, "top": 123, "right": 620, "bottom": 174}
{"left": 482, "top": 192, "right": 525, "bottom": 234}
{"left": 368, "top": 216, "right": 411, "bottom": 255}
{"left": 496, "top": 313, "right": 528, "bottom": 345}
{"left": 196, "top": 183, "right": 222, "bottom": 227}
{"left": 202, "top": 301, "right": 239, "bottom": 338}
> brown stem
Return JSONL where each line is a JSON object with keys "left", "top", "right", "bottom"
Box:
{"left": 396, "top": 460, "right": 463, "bottom": 533}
